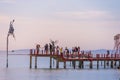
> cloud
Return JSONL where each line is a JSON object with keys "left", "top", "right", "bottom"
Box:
{"left": 55, "top": 10, "right": 114, "bottom": 21}
{"left": 0, "top": 0, "right": 16, "bottom": 4}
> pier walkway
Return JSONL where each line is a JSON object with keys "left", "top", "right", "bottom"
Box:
{"left": 29, "top": 49, "right": 120, "bottom": 69}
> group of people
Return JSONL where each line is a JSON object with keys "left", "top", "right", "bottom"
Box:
{"left": 35, "top": 43, "right": 95, "bottom": 59}
{"left": 35, "top": 43, "right": 81, "bottom": 56}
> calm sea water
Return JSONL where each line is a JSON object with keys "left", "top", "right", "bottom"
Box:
{"left": 0, "top": 50, "right": 120, "bottom": 80}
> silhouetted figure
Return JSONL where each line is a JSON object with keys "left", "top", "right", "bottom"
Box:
{"left": 78, "top": 46, "right": 80, "bottom": 54}
{"left": 51, "top": 41, "right": 55, "bottom": 54}
{"left": 56, "top": 46, "right": 59, "bottom": 55}
{"left": 49, "top": 43, "right": 52, "bottom": 54}
{"left": 65, "top": 47, "right": 69, "bottom": 58}
{"left": 107, "top": 50, "right": 110, "bottom": 55}
{"left": 74, "top": 46, "right": 78, "bottom": 57}
{"left": 60, "top": 47, "right": 63, "bottom": 55}
{"left": 50, "top": 40, "right": 58, "bottom": 54}
{"left": 44, "top": 44, "right": 48, "bottom": 54}
{"left": 72, "top": 47, "right": 75, "bottom": 54}
{"left": 36, "top": 44, "right": 40, "bottom": 54}
{"left": 81, "top": 51, "right": 85, "bottom": 58}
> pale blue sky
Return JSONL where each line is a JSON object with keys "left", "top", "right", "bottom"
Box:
{"left": 0, "top": 0, "right": 120, "bottom": 50}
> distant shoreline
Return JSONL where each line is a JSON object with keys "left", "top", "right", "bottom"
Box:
{"left": 0, "top": 53, "right": 29, "bottom": 55}
{"left": 8, "top": 54, "right": 29, "bottom": 55}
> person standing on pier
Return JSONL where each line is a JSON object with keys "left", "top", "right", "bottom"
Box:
{"left": 56, "top": 46, "right": 59, "bottom": 55}
{"left": 60, "top": 47, "right": 63, "bottom": 55}
{"left": 44, "top": 44, "right": 48, "bottom": 54}
{"left": 49, "top": 43, "right": 52, "bottom": 54}
{"left": 36, "top": 44, "right": 40, "bottom": 54}
{"left": 65, "top": 47, "right": 69, "bottom": 58}
{"left": 78, "top": 46, "right": 80, "bottom": 54}
{"left": 75, "top": 47, "right": 78, "bottom": 57}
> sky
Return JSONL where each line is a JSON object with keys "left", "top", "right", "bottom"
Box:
{"left": 0, "top": 0, "right": 120, "bottom": 50}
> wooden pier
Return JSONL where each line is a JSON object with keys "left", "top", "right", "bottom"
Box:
{"left": 29, "top": 49, "right": 120, "bottom": 69}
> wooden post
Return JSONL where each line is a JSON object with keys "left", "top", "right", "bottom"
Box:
{"left": 106, "top": 61, "right": 109, "bottom": 66}
{"left": 50, "top": 56, "right": 52, "bottom": 69}
{"left": 35, "top": 55, "right": 37, "bottom": 69}
{"left": 119, "top": 61, "right": 120, "bottom": 67}
{"left": 101, "top": 61, "right": 102, "bottom": 66}
{"left": 104, "top": 60, "right": 106, "bottom": 69}
{"left": 70, "top": 61, "right": 72, "bottom": 66}
{"left": 64, "top": 61, "right": 66, "bottom": 69}
{"left": 82, "top": 61, "right": 84, "bottom": 69}
{"left": 30, "top": 49, "right": 32, "bottom": 69}
{"left": 97, "top": 61, "right": 99, "bottom": 69}
{"left": 73, "top": 61, "right": 76, "bottom": 69}
{"left": 90, "top": 61, "right": 93, "bottom": 69}
{"left": 101, "top": 54, "right": 103, "bottom": 66}
{"left": 81, "top": 61, "right": 83, "bottom": 69}
{"left": 56, "top": 59, "right": 59, "bottom": 69}
{"left": 114, "top": 61, "right": 117, "bottom": 67}
{"left": 72, "top": 61, "right": 74, "bottom": 67}
{"left": 79, "top": 61, "right": 81, "bottom": 69}
{"left": 30, "top": 55, "right": 32, "bottom": 68}
{"left": 111, "top": 60, "right": 113, "bottom": 68}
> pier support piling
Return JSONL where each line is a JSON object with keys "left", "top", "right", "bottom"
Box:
{"left": 119, "top": 61, "right": 120, "bottom": 67}
{"left": 35, "top": 55, "right": 37, "bottom": 69}
{"left": 70, "top": 61, "right": 72, "bottom": 66}
{"left": 97, "top": 61, "right": 99, "bottom": 69}
{"left": 106, "top": 61, "right": 109, "bottom": 66}
{"left": 101, "top": 61, "right": 102, "bottom": 66}
{"left": 114, "top": 61, "right": 117, "bottom": 67}
{"left": 82, "top": 61, "right": 84, "bottom": 69}
{"left": 56, "top": 59, "right": 59, "bottom": 69}
{"left": 30, "top": 55, "right": 32, "bottom": 68}
{"left": 111, "top": 61, "right": 113, "bottom": 68}
{"left": 64, "top": 61, "right": 66, "bottom": 69}
{"left": 104, "top": 61, "right": 106, "bottom": 69}
{"left": 90, "top": 61, "right": 93, "bottom": 69}
{"left": 30, "top": 49, "right": 32, "bottom": 69}
{"left": 73, "top": 61, "right": 76, "bottom": 69}
{"left": 79, "top": 61, "right": 82, "bottom": 69}
{"left": 50, "top": 56, "right": 52, "bottom": 69}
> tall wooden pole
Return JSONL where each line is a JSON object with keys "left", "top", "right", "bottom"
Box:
{"left": 6, "top": 19, "right": 15, "bottom": 68}
{"left": 6, "top": 35, "right": 9, "bottom": 68}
